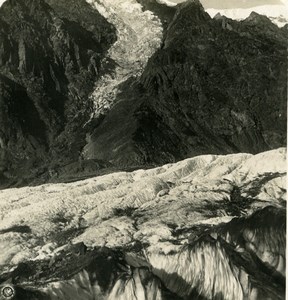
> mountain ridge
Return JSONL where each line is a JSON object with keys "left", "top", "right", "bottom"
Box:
{"left": 84, "top": 0, "right": 286, "bottom": 166}
{"left": 0, "top": 0, "right": 286, "bottom": 187}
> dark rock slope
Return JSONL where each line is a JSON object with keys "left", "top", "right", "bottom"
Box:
{"left": 0, "top": 0, "right": 116, "bottom": 187}
{"left": 85, "top": 0, "right": 287, "bottom": 166}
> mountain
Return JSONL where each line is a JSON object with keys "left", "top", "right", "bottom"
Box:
{"left": 153, "top": 0, "right": 288, "bottom": 27}
{"left": 0, "top": 148, "right": 285, "bottom": 299}
{"left": 0, "top": 0, "right": 117, "bottom": 186}
{"left": 206, "top": 5, "right": 288, "bottom": 27}
{"left": 0, "top": 0, "right": 286, "bottom": 188}
{"left": 84, "top": 0, "right": 287, "bottom": 165}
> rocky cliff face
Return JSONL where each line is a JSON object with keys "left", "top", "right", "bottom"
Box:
{"left": 141, "top": 1, "right": 287, "bottom": 155}
{"left": 0, "top": 148, "right": 285, "bottom": 299}
{"left": 0, "top": 0, "right": 116, "bottom": 186}
{"left": 84, "top": 0, "right": 287, "bottom": 167}
{"left": 0, "top": 0, "right": 173, "bottom": 187}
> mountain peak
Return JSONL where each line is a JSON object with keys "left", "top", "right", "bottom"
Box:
{"left": 187, "top": 0, "right": 202, "bottom": 4}
{"left": 244, "top": 10, "right": 274, "bottom": 24}
{"left": 172, "top": 0, "right": 210, "bottom": 25}
{"left": 181, "top": 0, "right": 204, "bottom": 9}
{"left": 213, "top": 12, "right": 222, "bottom": 19}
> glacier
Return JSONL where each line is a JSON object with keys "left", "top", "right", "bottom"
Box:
{"left": 0, "top": 148, "right": 285, "bottom": 299}
{"left": 84, "top": 0, "right": 163, "bottom": 119}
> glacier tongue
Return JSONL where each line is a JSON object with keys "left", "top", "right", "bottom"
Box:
{"left": 0, "top": 148, "right": 285, "bottom": 265}
{"left": 85, "top": 0, "right": 163, "bottom": 118}
{"left": 0, "top": 148, "right": 285, "bottom": 299}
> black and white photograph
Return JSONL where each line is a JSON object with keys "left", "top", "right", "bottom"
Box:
{"left": 0, "top": 0, "right": 287, "bottom": 299}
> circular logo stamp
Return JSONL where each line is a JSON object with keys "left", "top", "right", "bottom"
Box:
{"left": 1, "top": 285, "right": 15, "bottom": 299}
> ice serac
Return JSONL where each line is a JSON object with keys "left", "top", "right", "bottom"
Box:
{"left": 0, "top": 149, "right": 286, "bottom": 299}
{"left": 84, "top": 0, "right": 163, "bottom": 117}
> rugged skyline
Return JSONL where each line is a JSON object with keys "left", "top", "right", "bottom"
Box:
{"left": 168, "top": 0, "right": 286, "bottom": 8}
{"left": 0, "top": 0, "right": 287, "bottom": 8}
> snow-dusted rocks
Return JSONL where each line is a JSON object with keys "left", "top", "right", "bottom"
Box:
{"left": 0, "top": 149, "right": 285, "bottom": 299}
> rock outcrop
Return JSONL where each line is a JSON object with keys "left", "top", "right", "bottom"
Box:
{"left": 0, "top": 0, "right": 116, "bottom": 187}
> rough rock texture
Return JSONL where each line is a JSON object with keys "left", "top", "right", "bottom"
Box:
{"left": 0, "top": 0, "right": 174, "bottom": 187}
{"left": 85, "top": 0, "right": 287, "bottom": 166}
{"left": 141, "top": 3, "right": 287, "bottom": 152}
{"left": 0, "top": 0, "right": 116, "bottom": 187}
{"left": 0, "top": 148, "right": 286, "bottom": 299}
